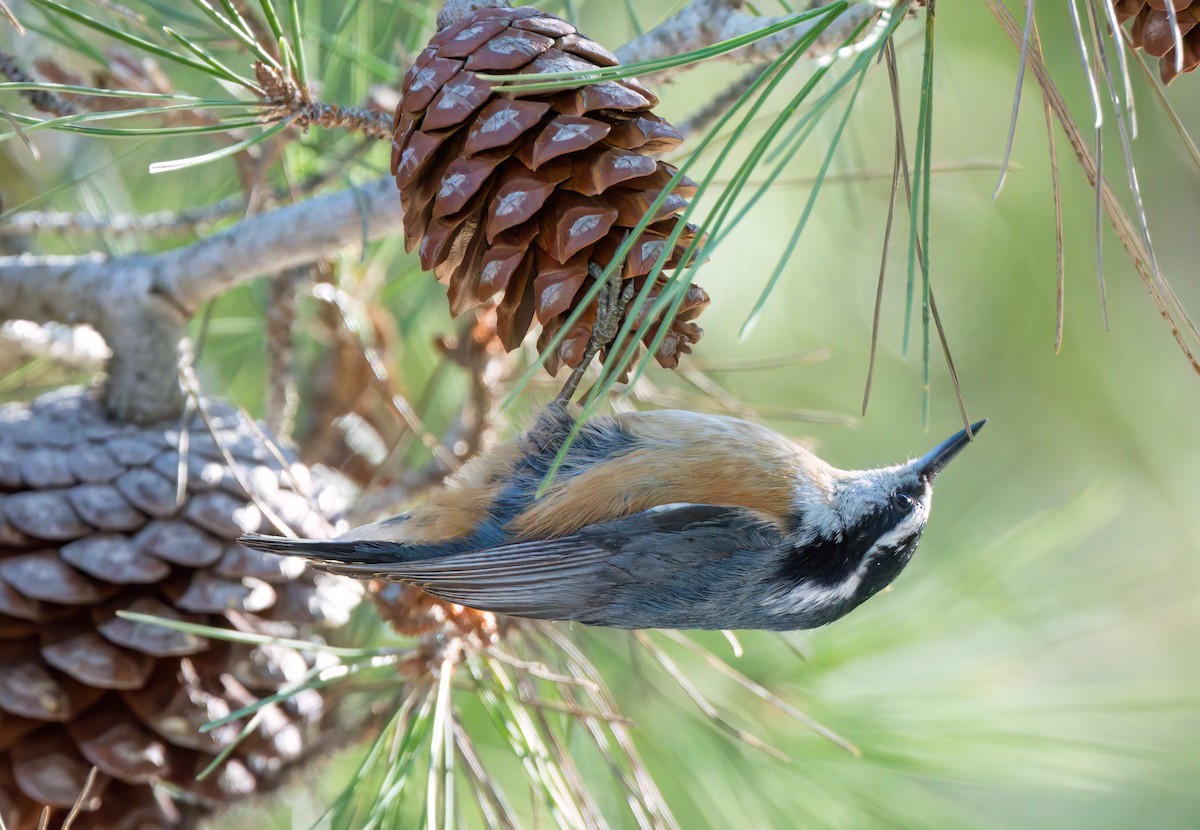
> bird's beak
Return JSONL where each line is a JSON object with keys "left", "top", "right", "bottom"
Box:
{"left": 914, "top": 419, "right": 987, "bottom": 480}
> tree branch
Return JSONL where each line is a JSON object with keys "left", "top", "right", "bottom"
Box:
{"left": 160, "top": 178, "right": 399, "bottom": 309}
{"left": 0, "top": 177, "right": 401, "bottom": 422}
{"left": 615, "top": 0, "right": 887, "bottom": 82}
{"left": 0, "top": 202, "right": 243, "bottom": 237}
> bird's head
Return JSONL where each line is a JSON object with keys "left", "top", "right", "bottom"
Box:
{"left": 765, "top": 420, "right": 986, "bottom": 628}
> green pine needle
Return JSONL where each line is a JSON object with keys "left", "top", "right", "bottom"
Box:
{"left": 25, "top": 0, "right": 223, "bottom": 77}
{"left": 256, "top": 0, "right": 286, "bottom": 41}
{"left": 740, "top": 62, "right": 871, "bottom": 340}
{"left": 288, "top": 0, "right": 310, "bottom": 90}
{"left": 148, "top": 115, "right": 294, "bottom": 172}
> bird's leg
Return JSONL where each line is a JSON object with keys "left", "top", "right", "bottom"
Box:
{"left": 554, "top": 264, "right": 632, "bottom": 406}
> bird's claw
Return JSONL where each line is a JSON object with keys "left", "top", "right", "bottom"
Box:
{"left": 589, "top": 263, "right": 632, "bottom": 348}
{"left": 554, "top": 264, "right": 633, "bottom": 405}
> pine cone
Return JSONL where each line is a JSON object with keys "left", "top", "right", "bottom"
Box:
{"left": 1113, "top": 0, "right": 1200, "bottom": 83}
{"left": 392, "top": 4, "right": 710, "bottom": 375}
{"left": 0, "top": 388, "right": 360, "bottom": 830}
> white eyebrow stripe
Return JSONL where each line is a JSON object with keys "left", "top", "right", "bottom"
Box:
{"left": 872, "top": 512, "right": 923, "bottom": 551}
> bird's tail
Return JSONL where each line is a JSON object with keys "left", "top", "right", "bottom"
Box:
{"left": 238, "top": 534, "right": 463, "bottom": 578}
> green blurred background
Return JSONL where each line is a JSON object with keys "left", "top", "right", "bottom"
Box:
{"left": 4, "top": 1, "right": 1200, "bottom": 827}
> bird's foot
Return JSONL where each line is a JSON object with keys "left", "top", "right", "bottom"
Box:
{"left": 554, "top": 264, "right": 632, "bottom": 406}
{"left": 589, "top": 262, "right": 634, "bottom": 348}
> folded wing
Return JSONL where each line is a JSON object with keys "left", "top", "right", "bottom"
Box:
{"left": 241, "top": 503, "right": 785, "bottom": 625}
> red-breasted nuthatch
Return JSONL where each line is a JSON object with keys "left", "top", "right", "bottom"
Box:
{"left": 241, "top": 406, "right": 984, "bottom": 630}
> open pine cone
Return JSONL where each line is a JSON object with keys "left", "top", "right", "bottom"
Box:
{"left": 0, "top": 388, "right": 360, "bottom": 830}
{"left": 392, "top": 3, "right": 710, "bottom": 374}
{"left": 1113, "top": 0, "right": 1200, "bottom": 83}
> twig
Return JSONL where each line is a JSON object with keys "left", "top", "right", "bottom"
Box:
{"left": 2, "top": 184, "right": 396, "bottom": 316}
{"left": 254, "top": 61, "right": 394, "bottom": 138}
{"left": 0, "top": 51, "right": 78, "bottom": 116}
{"left": 0, "top": 201, "right": 243, "bottom": 237}
{"left": 614, "top": 0, "right": 888, "bottom": 82}
{"left": 295, "top": 99, "right": 394, "bottom": 139}
{"left": 349, "top": 307, "right": 510, "bottom": 522}
{"left": 677, "top": 64, "right": 769, "bottom": 138}
{"left": 314, "top": 283, "right": 462, "bottom": 473}
{"left": 555, "top": 265, "right": 632, "bottom": 406}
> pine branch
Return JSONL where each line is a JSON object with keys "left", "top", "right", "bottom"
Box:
{"left": 0, "top": 201, "right": 243, "bottom": 237}
{"left": 0, "top": 177, "right": 400, "bottom": 422}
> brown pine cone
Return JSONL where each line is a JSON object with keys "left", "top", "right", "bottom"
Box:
{"left": 0, "top": 388, "right": 360, "bottom": 830}
{"left": 1113, "top": 0, "right": 1200, "bottom": 83}
{"left": 392, "top": 4, "right": 710, "bottom": 375}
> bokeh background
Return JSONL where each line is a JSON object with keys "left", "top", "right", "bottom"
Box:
{"left": 4, "top": 1, "right": 1199, "bottom": 828}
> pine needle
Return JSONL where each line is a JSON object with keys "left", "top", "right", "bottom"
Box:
{"left": 658, "top": 630, "right": 859, "bottom": 754}
{"left": 632, "top": 631, "right": 790, "bottom": 761}
{"left": 992, "top": 0, "right": 1034, "bottom": 201}
{"left": 985, "top": 0, "right": 1200, "bottom": 376}
{"left": 862, "top": 38, "right": 904, "bottom": 416}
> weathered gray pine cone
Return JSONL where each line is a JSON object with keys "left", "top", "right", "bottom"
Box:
{"left": 0, "top": 387, "right": 360, "bottom": 830}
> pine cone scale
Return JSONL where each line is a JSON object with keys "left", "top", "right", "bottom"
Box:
{"left": 539, "top": 196, "right": 617, "bottom": 262}
{"left": 533, "top": 249, "right": 590, "bottom": 323}
{"left": 0, "top": 651, "right": 102, "bottom": 722}
{"left": 66, "top": 707, "right": 168, "bottom": 784}
{"left": 3, "top": 551, "right": 113, "bottom": 605}
{"left": 435, "top": 19, "right": 510, "bottom": 58}
{"left": 1113, "top": 0, "right": 1200, "bottom": 81}
{"left": 61, "top": 536, "right": 170, "bottom": 584}
{"left": 486, "top": 166, "right": 563, "bottom": 240}
{"left": 40, "top": 628, "right": 154, "bottom": 690}
{"left": 558, "top": 33, "right": 619, "bottom": 66}
{"left": 464, "top": 98, "right": 549, "bottom": 155}
{"left": 423, "top": 71, "right": 493, "bottom": 131}
{"left": 10, "top": 727, "right": 96, "bottom": 808}
{"left": 464, "top": 29, "right": 556, "bottom": 71}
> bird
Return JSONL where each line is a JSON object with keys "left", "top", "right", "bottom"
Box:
{"left": 240, "top": 406, "right": 985, "bottom": 631}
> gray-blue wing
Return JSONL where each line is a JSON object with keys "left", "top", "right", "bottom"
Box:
{"left": 247, "top": 504, "right": 785, "bottom": 626}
